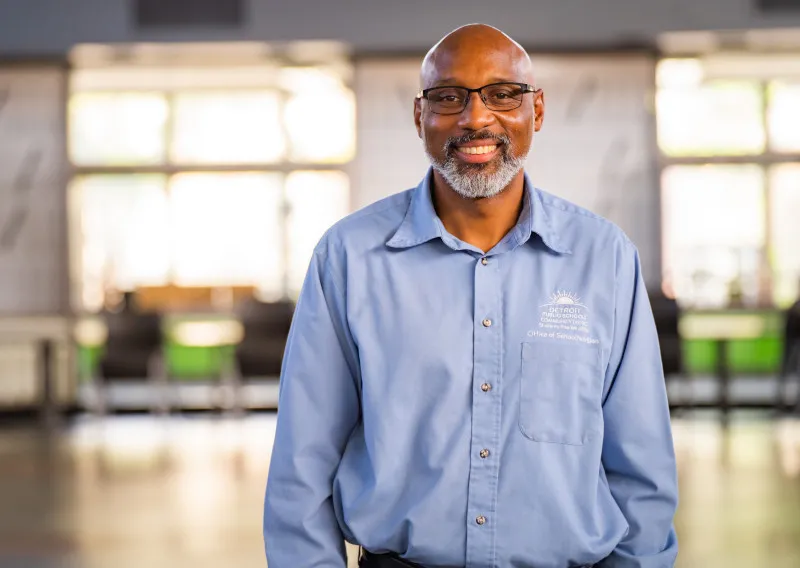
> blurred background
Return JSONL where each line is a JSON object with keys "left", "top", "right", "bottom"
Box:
{"left": 0, "top": 1, "right": 799, "bottom": 567}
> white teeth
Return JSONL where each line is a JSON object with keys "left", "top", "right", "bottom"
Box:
{"left": 459, "top": 145, "right": 497, "bottom": 155}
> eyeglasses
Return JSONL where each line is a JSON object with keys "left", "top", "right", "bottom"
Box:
{"left": 416, "top": 82, "right": 538, "bottom": 115}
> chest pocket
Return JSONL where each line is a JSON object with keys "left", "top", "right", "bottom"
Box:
{"left": 519, "top": 341, "right": 602, "bottom": 446}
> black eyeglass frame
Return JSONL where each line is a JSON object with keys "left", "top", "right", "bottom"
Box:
{"left": 415, "top": 82, "right": 539, "bottom": 114}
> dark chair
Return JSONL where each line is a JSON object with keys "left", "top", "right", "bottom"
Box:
{"left": 778, "top": 299, "right": 800, "bottom": 413}
{"left": 649, "top": 290, "right": 684, "bottom": 408}
{"left": 93, "top": 310, "right": 167, "bottom": 416}
{"left": 224, "top": 299, "right": 294, "bottom": 412}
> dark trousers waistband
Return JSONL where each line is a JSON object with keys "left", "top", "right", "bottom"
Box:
{"left": 359, "top": 550, "right": 427, "bottom": 568}
{"left": 359, "top": 549, "right": 596, "bottom": 568}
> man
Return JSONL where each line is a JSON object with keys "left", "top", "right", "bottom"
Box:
{"left": 264, "top": 23, "right": 678, "bottom": 568}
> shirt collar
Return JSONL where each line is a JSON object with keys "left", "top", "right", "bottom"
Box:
{"left": 386, "top": 168, "right": 572, "bottom": 255}
{"left": 522, "top": 173, "right": 573, "bottom": 254}
{"left": 386, "top": 169, "right": 442, "bottom": 249}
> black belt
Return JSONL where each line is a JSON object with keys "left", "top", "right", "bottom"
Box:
{"left": 360, "top": 549, "right": 596, "bottom": 568}
{"left": 359, "top": 550, "right": 427, "bottom": 568}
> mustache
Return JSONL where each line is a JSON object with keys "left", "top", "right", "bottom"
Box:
{"left": 444, "top": 130, "right": 511, "bottom": 153}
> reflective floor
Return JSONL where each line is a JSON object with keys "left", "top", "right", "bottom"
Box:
{"left": 0, "top": 413, "right": 799, "bottom": 568}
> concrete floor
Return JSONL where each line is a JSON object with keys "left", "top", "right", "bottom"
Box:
{"left": 0, "top": 413, "right": 799, "bottom": 568}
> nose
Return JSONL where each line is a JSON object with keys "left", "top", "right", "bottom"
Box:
{"left": 457, "top": 92, "right": 495, "bottom": 131}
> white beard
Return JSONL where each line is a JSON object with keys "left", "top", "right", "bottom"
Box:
{"left": 427, "top": 146, "right": 528, "bottom": 199}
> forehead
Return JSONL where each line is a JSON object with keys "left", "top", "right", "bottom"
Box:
{"left": 423, "top": 46, "right": 530, "bottom": 88}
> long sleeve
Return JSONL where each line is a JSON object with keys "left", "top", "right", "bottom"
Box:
{"left": 263, "top": 248, "right": 361, "bottom": 568}
{"left": 598, "top": 243, "right": 679, "bottom": 568}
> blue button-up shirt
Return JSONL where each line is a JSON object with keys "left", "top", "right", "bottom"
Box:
{"left": 264, "top": 170, "right": 678, "bottom": 568}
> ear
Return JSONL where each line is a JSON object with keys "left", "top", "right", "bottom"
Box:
{"left": 414, "top": 97, "right": 423, "bottom": 138}
{"left": 533, "top": 89, "right": 545, "bottom": 132}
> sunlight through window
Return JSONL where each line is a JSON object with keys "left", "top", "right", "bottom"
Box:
{"left": 171, "top": 91, "right": 285, "bottom": 164}
{"left": 69, "top": 93, "right": 169, "bottom": 165}
{"left": 768, "top": 164, "right": 800, "bottom": 306}
{"left": 662, "top": 165, "right": 765, "bottom": 308}
{"left": 285, "top": 171, "right": 349, "bottom": 296}
{"left": 169, "top": 172, "right": 284, "bottom": 291}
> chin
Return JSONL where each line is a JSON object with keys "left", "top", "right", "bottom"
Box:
{"left": 455, "top": 160, "right": 499, "bottom": 176}
{"left": 450, "top": 176, "right": 507, "bottom": 200}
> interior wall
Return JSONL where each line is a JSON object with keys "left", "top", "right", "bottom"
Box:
{"left": 0, "top": 65, "right": 68, "bottom": 315}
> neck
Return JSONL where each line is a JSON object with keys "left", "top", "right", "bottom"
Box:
{"left": 431, "top": 169, "right": 526, "bottom": 253}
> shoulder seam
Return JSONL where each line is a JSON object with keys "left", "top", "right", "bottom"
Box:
{"left": 335, "top": 191, "right": 412, "bottom": 229}
{"left": 538, "top": 192, "right": 604, "bottom": 222}
{"left": 313, "top": 247, "right": 347, "bottom": 296}
{"left": 538, "top": 191, "right": 634, "bottom": 247}
{"left": 313, "top": 190, "right": 413, "bottom": 274}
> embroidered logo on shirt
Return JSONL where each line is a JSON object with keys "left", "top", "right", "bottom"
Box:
{"left": 527, "top": 290, "right": 599, "bottom": 345}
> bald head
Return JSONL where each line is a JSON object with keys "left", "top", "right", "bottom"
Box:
{"left": 420, "top": 24, "right": 534, "bottom": 89}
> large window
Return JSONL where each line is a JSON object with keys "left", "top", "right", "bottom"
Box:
{"left": 658, "top": 56, "right": 800, "bottom": 308}
{"left": 68, "top": 46, "right": 355, "bottom": 312}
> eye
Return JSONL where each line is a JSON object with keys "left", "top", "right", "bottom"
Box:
{"left": 490, "top": 88, "right": 519, "bottom": 99}
{"left": 429, "top": 88, "right": 465, "bottom": 104}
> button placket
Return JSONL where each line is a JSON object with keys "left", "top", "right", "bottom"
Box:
{"left": 467, "top": 244, "right": 501, "bottom": 567}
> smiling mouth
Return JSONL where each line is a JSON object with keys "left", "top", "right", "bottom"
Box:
{"left": 451, "top": 140, "right": 503, "bottom": 164}
{"left": 456, "top": 144, "right": 498, "bottom": 155}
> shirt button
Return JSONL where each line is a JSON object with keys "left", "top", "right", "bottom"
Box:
{"left": 480, "top": 449, "right": 490, "bottom": 459}
{"left": 482, "top": 318, "right": 492, "bottom": 327}
{"left": 480, "top": 257, "right": 488, "bottom": 266}
{"left": 476, "top": 515, "right": 487, "bottom": 525}
{"left": 481, "top": 383, "right": 491, "bottom": 392}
